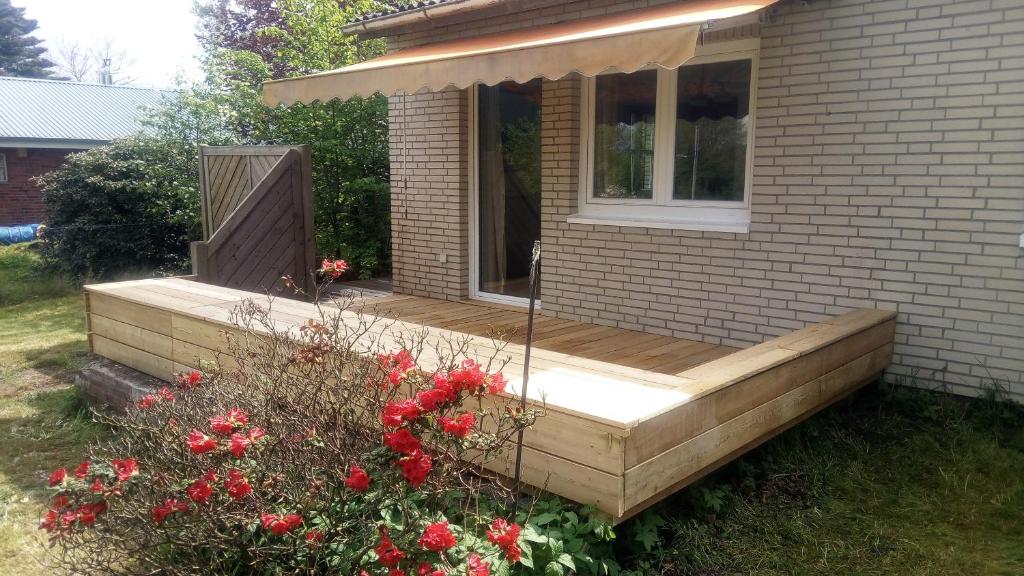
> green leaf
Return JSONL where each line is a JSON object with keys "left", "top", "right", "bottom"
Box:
{"left": 544, "top": 561, "right": 565, "bottom": 576}
{"left": 556, "top": 553, "right": 576, "bottom": 570}
{"left": 523, "top": 524, "right": 549, "bottom": 544}
{"left": 519, "top": 541, "right": 535, "bottom": 569}
{"left": 532, "top": 512, "right": 558, "bottom": 526}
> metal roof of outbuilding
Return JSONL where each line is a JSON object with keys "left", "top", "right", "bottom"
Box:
{"left": 0, "top": 76, "right": 172, "bottom": 147}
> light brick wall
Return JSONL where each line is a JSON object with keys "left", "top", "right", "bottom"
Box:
{"left": 385, "top": 0, "right": 1024, "bottom": 400}
{"left": 388, "top": 89, "right": 470, "bottom": 300}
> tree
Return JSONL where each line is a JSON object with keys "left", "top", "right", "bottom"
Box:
{"left": 0, "top": 0, "right": 56, "bottom": 77}
{"left": 50, "top": 38, "right": 135, "bottom": 84}
{"left": 195, "top": 0, "right": 292, "bottom": 79}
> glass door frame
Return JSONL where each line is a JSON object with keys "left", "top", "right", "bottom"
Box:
{"left": 467, "top": 83, "right": 541, "bottom": 308}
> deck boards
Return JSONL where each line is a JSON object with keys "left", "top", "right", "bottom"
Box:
{"left": 83, "top": 277, "right": 896, "bottom": 521}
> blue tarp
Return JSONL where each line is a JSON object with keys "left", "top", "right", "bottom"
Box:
{"left": 0, "top": 224, "right": 39, "bottom": 245}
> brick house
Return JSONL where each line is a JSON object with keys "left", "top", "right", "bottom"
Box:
{"left": 264, "top": 0, "right": 1024, "bottom": 401}
{"left": 0, "top": 77, "right": 169, "bottom": 226}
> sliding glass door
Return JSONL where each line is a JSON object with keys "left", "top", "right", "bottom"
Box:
{"left": 475, "top": 80, "right": 542, "bottom": 302}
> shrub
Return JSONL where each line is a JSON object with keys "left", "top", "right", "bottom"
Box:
{"left": 35, "top": 136, "right": 201, "bottom": 280}
{"left": 38, "top": 269, "right": 643, "bottom": 575}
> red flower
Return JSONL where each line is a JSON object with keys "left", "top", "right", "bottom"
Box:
{"left": 439, "top": 412, "right": 475, "bottom": 438}
{"left": 305, "top": 529, "right": 325, "bottom": 547}
{"left": 319, "top": 258, "right": 349, "bottom": 279}
{"left": 224, "top": 469, "right": 252, "bottom": 500}
{"left": 48, "top": 468, "right": 67, "bottom": 487}
{"left": 382, "top": 399, "right": 421, "bottom": 428}
{"left": 417, "top": 563, "right": 445, "bottom": 576}
{"left": 487, "top": 518, "right": 522, "bottom": 563}
{"left": 228, "top": 432, "right": 251, "bottom": 458}
{"left": 151, "top": 499, "right": 189, "bottom": 524}
{"left": 209, "top": 416, "right": 234, "bottom": 436}
{"left": 201, "top": 468, "right": 218, "bottom": 483}
{"left": 75, "top": 503, "right": 99, "bottom": 526}
{"left": 345, "top": 464, "right": 371, "bottom": 492}
{"left": 52, "top": 494, "right": 70, "bottom": 509}
{"left": 261, "top": 512, "right": 303, "bottom": 535}
{"left": 137, "top": 394, "right": 158, "bottom": 410}
{"left": 449, "top": 360, "right": 485, "bottom": 393}
{"left": 398, "top": 450, "right": 432, "bottom": 488}
{"left": 113, "top": 458, "right": 139, "bottom": 482}
{"left": 377, "top": 349, "right": 416, "bottom": 387}
{"left": 486, "top": 372, "right": 506, "bottom": 395}
{"left": 388, "top": 570, "right": 406, "bottom": 576}
{"left": 384, "top": 427, "right": 421, "bottom": 455}
{"left": 375, "top": 526, "right": 406, "bottom": 568}
{"left": 157, "top": 387, "right": 175, "bottom": 401}
{"left": 89, "top": 478, "right": 105, "bottom": 493}
{"left": 418, "top": 520, "right": 456, "bottom": 552}
{"left": 176, "top": 369, "right": 203, "bottom": 389}
{"left": 467, "top": 553, "right": 490, "bottom": 576}
{"left": 187, "top": 430, "right": 218, "bottom": 454}
{"left": 39, "top": 509, "right": 58, "bottom": 532}
{"left": 187, "top": 478, "right": 213, "bottom": 504}
{"left": 416, "top": 387, "right": 448, "bottom": 412}
{"left": 73, "top": 460, "right": 91, "bottom": 479}
{"left": 248, "top": 427, "right": 266, "bottom": 442}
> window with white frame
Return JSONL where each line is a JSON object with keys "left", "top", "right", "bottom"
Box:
{"left": 0, "top": 153, "right": 7, "bottom": 183}
{"left": 572, "top": 43, "right": 757, "bottom": 232}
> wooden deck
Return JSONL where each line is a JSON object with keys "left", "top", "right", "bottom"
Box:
{"left": 84, "top": 277, "right": 896, "bottom": 522}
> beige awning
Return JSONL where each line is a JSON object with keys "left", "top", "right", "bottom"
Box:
{"left": 263, "top": 0, "right": 775, "bottom": 106}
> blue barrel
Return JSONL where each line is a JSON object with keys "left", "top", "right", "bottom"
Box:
{"left": 0, "top": 224, "right": 39, "bottom": 245}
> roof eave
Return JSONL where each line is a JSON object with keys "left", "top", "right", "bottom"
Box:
{"left": 0, "top": 138, "right": 110, "bottom": 150}
{"left": 343, "top": 0, "right": 502, "bottom": 37}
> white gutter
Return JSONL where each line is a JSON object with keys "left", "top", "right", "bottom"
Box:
{"left": 343, "top": 0, "right": 502, "bottom": 36}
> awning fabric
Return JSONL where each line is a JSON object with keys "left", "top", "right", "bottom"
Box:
{"left": 262, "top": 0, "right": 775, "bottom": 106}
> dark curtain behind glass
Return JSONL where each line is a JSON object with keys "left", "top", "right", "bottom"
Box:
{"left": 477, "top": 80, "right": 542, "bottom": 299}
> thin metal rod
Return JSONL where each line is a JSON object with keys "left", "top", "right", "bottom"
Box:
{"left": 513, "top": 240, "right": 541, "bottom": 491}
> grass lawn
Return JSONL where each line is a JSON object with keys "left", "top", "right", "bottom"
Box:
{"left": 0, "top": 242, "right": 1021, "bottom": 575}
{"left": 0, "top": 243, "right": 107, "bottom": 575}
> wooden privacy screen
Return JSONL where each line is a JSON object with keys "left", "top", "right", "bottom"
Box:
{"left": 191, "top": 145, "right": 315, "bottom": 295}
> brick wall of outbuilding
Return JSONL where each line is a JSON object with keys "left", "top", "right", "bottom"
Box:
{"left": 0, "top": 147, "right": 76, "bottom": 226}
{"left": 385, "top": 0, "right": 1024, "bottom": 400}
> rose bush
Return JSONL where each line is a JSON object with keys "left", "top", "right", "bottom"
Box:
{"left": 39, "top": 268, "right": 635, "bottom": 575}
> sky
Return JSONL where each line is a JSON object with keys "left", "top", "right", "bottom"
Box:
{"left": 20, "top": 0, "right": 203, "bottom": 88}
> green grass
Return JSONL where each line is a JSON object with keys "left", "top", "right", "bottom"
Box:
{"left": 0, "top": 243, "right": 106, "bottom": 575}
{"left": 631, "top": 384, "right": 1024, "bottom": 576}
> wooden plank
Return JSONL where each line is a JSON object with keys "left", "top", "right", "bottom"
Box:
{"left": 91, "top": 334, "right": 174, "bottom": 380}
{"left": 621, "top": 344, "right": 892, "bottom": 511}
{"left": 88, "top": 292, "right": 173, "bottom": 336}
{"left": 89, "top": 314, "right": 173, "bottom": 360}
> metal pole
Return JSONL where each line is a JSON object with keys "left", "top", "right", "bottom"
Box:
{"left": 513, "top": 240, "right": 541, "bottom": 491}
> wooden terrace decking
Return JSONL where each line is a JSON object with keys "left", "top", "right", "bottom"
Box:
{"left": 84, "top": 277, "right": 896, "bottom": 522}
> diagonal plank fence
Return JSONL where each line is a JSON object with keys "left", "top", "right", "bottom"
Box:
{"left": 190, "top": 145, "right": 315, "bottom": 295}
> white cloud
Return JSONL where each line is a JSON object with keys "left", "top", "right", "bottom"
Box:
{"left": 21, "top": 0, "right": 203, "bottom": 88}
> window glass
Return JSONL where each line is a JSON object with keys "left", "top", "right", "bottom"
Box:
{"left": 593, "top": 70, "right": 657, "bottom": 199}
{"left": 0, "top": 153, "right": 6, "bottom": 183}
{"left": 673, "top": 59, "right": 751, "bottom": 202}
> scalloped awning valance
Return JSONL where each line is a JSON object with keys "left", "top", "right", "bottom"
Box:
{"left": 262, "top": 0, "right": 775, "bottom": 106}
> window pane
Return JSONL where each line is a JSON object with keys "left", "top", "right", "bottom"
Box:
{"left": 673, "top": 59, "right": 751, "bottom": 202}
{"left": 477, "top": 80, "right": 542, "bottom": 299}
{"left": 593, "top": 70, "right": 657, "bottom": 199}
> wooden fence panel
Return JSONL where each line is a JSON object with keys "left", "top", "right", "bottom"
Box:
{"left": 192, "top": 145, "right": 314, "bottom": 296}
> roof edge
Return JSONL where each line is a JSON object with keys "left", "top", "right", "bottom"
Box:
{"left": 343, "top": 0, "right": 502, "bottom": 36}
{"left": 0, "top": 138, "right": 110, "bottom": 150}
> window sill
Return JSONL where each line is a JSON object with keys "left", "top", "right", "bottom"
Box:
{"left": 565, "top": 214, "right": 750, "bottom": 233}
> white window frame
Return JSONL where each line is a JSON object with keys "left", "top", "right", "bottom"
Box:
{"left": 571, "top": 39, "right": 760, "bottom": 233}
{"left": 0, "top": 153, "right": 7, "bottom": 183}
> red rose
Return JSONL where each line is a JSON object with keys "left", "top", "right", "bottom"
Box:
{"left": 187, "top": 430, "right": 218, "bottom": 454}
{"left": 73, "top": 460, "right": 91, "bottom": 479}
{"left": 89, "top": 478, "right": 105, "bottom": 493}
{"left": 439, "top": 412, "right": 475, "bottom": 438}
{"left": 486, "top": 371, "right": 506, "bottom": 395}
{"left": 137, "top": 394, "right": 158, "bottom": 410}
{"left": 417, "top": 520, "right": 456, "bottom": 552}
{"left": 449, "top": 359, "right": 485, "bottom": 393}
{"left": 384, "top": 428, "right": 421, "bottom": 455}
{"left": 261, "top": 512, "right": 302, "bottom": 535}
{"left": 112, "top": 458, "right": 139, "bottom": 482}
{"left": 39, "top": 509, "right": 58, "bottom": 532}
{"left": 398, "top": 450, "right": 432, "bottom": 488}
{"left": 75, "top": 504, "right": 98, "bottom": 526}
{"left": 467, "top": 553, "right": 490, "bottom": 576}
{"left": 52, "top": 494, "right": 70, "bottom": 509}
{"left": 228, "top": 432, "right": 251, "bottom": 458}
{"left": 48, "top": 468, "right": 67, "bottom": 487}
{"left": 377, "top": 349, "right": 416, "bottom": 387}
{"left": 416, "top": 387, "right": 448, "bottom": 412}
{"left": 487, "top": 518, "right": 522, "bottom": 563}
{"left": 305, "top": 529, "right": 325, "bottom": 547}
{"left": 187, "top": 478, "right": 213, "bottom": 504}
{"left": 209, "top": 416, "right": 234, "bottom": 436}
{"left": 176, "top": 369, "right": 203, "bottom": 389}
{"left": 224, "top": 469, "right": 252, "bottom": 500}
{"left": 375, "top": 526, "right": 406, "bottom": 568}
{"left": 151, "top": 499, "right": 189, "bottom": 524}
{"left": 417, "top": 563, "right": 445, "bottom": 576}
{"left": 157, "top": 387, "right": 175, "bottom": 401}
{"left": 345, "top": 464, "right": 371, "bottom": 492}
{"left": 382, "top": 399, "right": 421, "bottom": 428}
